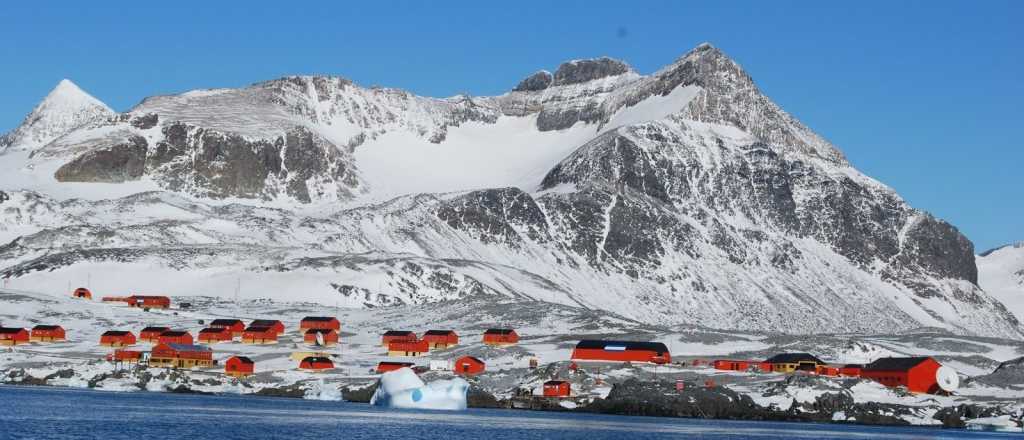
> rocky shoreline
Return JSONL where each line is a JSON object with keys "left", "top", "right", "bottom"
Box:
{"left": 4, "top": 367, "right": 1020, "bottom": 431}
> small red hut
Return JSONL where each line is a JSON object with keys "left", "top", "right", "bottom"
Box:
{"left": 377, "top": 361, "right": 416, "bottom": 374}
{"left": 714, "top": 360, "right": 753, "bottom": 371}
{"left": 543, "top": 380, "right": 571, "bottom": 398}
{"left": 482, "top": 329, "right": 519, "bottom": 346}
{"left": 242, "top": 326, "right": 278, "bottom": 344}
{"left": 299, "top": 356, "right": 334, "bottom": 371}
{"left": 861, "top": 357, "right": 946, "bottom": 394}
{"left": 157, "top": 330, "right": 194, "bottom": 345}
{"left": 139, "top": 326, "right": 170, "bottom": 343}
{"left": 100, "top": 331, "right": 136, "bottom": 347}
{"left": 250, "top": 319, "right": 285, "bottom": 335}
{"left": 839, "top": 364, "right": 863, "bottom": 377}
{"left": 127, "top": 295, "right": 171, "bottom": 309}
{"left": 30, "top": 325, "right": 66, "bottom": 342}
{"left": 388, "top": 340, "right": 429, "bottom": 357}
{"left": 107, "top": 349, "right": 143, "bottom": 363}
{"left": 304, "top": 329, "right": 339, "bottom": 347}
{"left": 198, "top": 327, "right": 233, "bottom": 344}
{"left": 381, "top": 330, "right": 417, "bottom": 347}
{"left": 570, "top": 340, "right": 671, "bottom": 364}
{"left": 225, "top": 356, "right": 255, "bottom": 377}
{"left": 72, "top": 287, "right": 92, "bottom": 300}
{"left": 453, "top": 356, "right": 486, "bottom": 376}
{"left": 0, "top": 327, "right": 30, "bottom": 346}
{"left": 299, "top": 317, "right": 340, "bottom": 332}
{"left": 209, "top": 319, "right": 246, "bottom": 337}
{"left": 422, "top": 330, "right": 459, "bottom": 349}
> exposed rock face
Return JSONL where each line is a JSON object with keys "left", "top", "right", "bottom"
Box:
{"left": 552, "top": 57, "right": 633, "bottom": 86}
{"left": 512, "top": 70, "right": 553, "bottom": 92}
{"left": 54, "top": 135, "right": 148, "bottom": 183}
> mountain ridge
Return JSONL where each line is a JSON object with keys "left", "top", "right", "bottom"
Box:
{"left": 0, "top": 43, "right": 1018, "bottom": 338}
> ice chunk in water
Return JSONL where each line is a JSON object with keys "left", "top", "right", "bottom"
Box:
{"left": 370, "top": 367, "right": 469, "bottom": 410}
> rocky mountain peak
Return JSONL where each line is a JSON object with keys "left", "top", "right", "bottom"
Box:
{"left": 512, "top": 70, "right": 553, "bottom": 92}
{"left": 1, "top": 79, "right": 114, "bottom": 153}
{"left": 551, "top": 57, "right": 634, "bottom": 86}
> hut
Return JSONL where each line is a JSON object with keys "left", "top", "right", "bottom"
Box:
{"left": 839, "top": 364, "right": 863, "bottom": 377}
{"left": 225, "top": 356, "right": 255, "bottom": 378}
{"left": 157, "top": 330, "right": 194, "bottom": 345}
{"left": 0, "top": 327, "right": 30, "bottom": 346}
{"left": 299, "top": 356, "right": 334, "bottom": 371}
{"left": 106, "top": 349, "right": 144, "bottom": 364}
{"left": 764, "top": 353, "right": 825, "bottom": 373}
{"left": 482, "top": 329, "right": 519, "bottom": 346}
{"left": 198, "top": 327, "right": 234, "bottom": 344}
{"left": 381, "top": 330, "right": 417, "bottom": 347}
{"left": 241, "top": 326, "right": 278, "bottom": 344}
{"left": 713, "top": 360, "right": 753, "bottom": 371}
{"left": 861, "top": 357, "right": 945, "bottom": 394}
{"left": 149, "top": 343, "right": 214, "bottom": 369}
{"left": 99, "top": 331, "right": 136, "bottom": 347}
{"left": 387, "top": 340, "right": 430, "bottom": 357}
{"left": 453, "top": 356, "right": 486, "bottom": 376}
{"left": 543, "top": 380, "right": 571, "bottom": 398}
{"left": 816, "top": 365, "right": 841, "bottom": 377}
{"left": 30, "top": 325, "right": 66, "bottom": 342}
{"left": 127, "top": 295, "right": 171, "bottom": 309}
{"left": 250, "top": 319, "right": 285, "bottom": 335}
{"left": 422, "top": 330, "right": 459, "bottom": 349}
{"left": 377, "top": 361, "right": 416, "bottom": 374}
{"left": 304, "top": 329, "right": 339, "bottom": 347}
{"left": 570, "top": 340, "right": 671, "bottom": 364}
{"left": 139, "top": 326, "right": 170, "bottom": 343}
{"left": 209, "top": 319, "right": 246, "bottom": 337}
{"left": 72, "top": 287, "right": 92, "bottom": 299}
{"left": 299, "top": 317, "right": 340, "bottom": 332}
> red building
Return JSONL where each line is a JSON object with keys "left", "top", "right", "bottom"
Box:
{"left": 150, "top": 343, "right": 214, "bottom": 368}
{"left": 453, "top": 356, "right": 486, "bottom": 376}
{"left": 571, "top": 340, "right": 671, "bottom": 364}
{"left": 377, "top": 362, "right": 416, "bottom": 374}
{"left": 30, "top": 325, "right": 66, "bottom": 342}
{"left": 100, "top": 331, "right": 136, "bottom": 347}
{"left": 304, "top": 329, "right": 339, "bottom": 347}
{"left": 0, "top": 327, "right": 30, "bottom": 346}
{"left": 862, "top": 357, "right": 946, "bottom": 394}
{"left": 483, "top": 329, "right": 519, "bottom": 346}
{"left": 816, "top": 365, "right": 840, "bottom": 377}
{"left": 209, "top": 319, "right": 246, "bottom": 337}
{"left": 543, "top": 380, "right": 571, "bottom": 398}
{"left": 128, "top": 295, "right": 171, "bottom": 309}
{"left": 299, "top": 356, "right": 334, "bottom": 371}
{"left": 250, "top": 320, "right": 285, "bottom": 335}
{"left": 107, "top": 349, "right": 144, "bottom": 363}
{"left": 198, "top": 327, "right": 234, "bottom": 344}
{"left": 139, "top": 326, "right": 170, "bottom": 343}
{"left": 714, "top": 360, "right": 753, "bottom": 371}
{"left": 225, "top": 356, "right": 255, "bottom": 377}
{"left": 299, "top": 317, "right": 340, "bottom": 331}
{"left": 388, "top": 340, "right": 430, "bottom": 357}
{"left": 757, "top": 362, "right": 774, "bottom": 372}
{"left": 381, "top": 330, "right": 417, "bottom": 347}
{"left": 242, "top": 326, "right": 278, "bottom": 344}
{"left": 157, "top": 330, "right": 194, "bottom": 345}
{"left": 422, "top": 330, "right": 459, "bottom": 349}
{"left": 839, "top": 364, "right": 863, "bottom": 377}
{"left": 72, "top": 287, "right": 92, "bottom": 299}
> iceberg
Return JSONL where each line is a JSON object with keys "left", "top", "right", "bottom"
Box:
{"left": 370, "top": 368, "right": 469, "bottom": 410}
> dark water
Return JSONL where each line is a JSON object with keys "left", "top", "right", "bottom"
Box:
{"left": 0, "top": 385, "right": 1015, "bottom": 439}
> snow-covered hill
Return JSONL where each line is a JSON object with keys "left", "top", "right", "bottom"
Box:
{"left": 0, "top": 43, "right": 1018, "bottom": 337}
{"left": 979, "top": 243, "right": 1024, "bottom": 322}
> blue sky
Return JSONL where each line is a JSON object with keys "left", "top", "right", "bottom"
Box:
{"left": 1, "top": 1, "right": 1020, "bottom": 251}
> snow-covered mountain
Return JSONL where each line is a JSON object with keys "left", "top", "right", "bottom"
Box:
{"left": 0, "top": 79, "right": 114, "bottom": 154}
{"left": 0, "top": 43, "right": 1018, "bottom": 338}
{"left": 978, "top": 242, "right": 1024, "bottom": 322}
